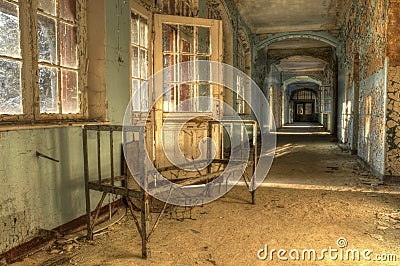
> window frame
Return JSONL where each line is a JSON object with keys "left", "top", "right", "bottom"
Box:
{"left": 154, "top": 14, "right": 223, "bottom": 117}
{"left": 0, "top": 0, "right": 87, "bottom": 124}
{"left": 236, "top": 28, "right": 251, "bottom": 115}
{"left": 130, "top": 4, "right": 152, "bottom": 114}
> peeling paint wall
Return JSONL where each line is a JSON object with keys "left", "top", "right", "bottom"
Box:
{"left": 338, "top": 0, "right": 389, "bottom": 175}
{"left": 385, "top": 0, "right": 400, "bottom": 176}
{"left": 0, "top": 0, "right": 129, "bottom": 254}
{"left": 265, "top": 64, "right": 283, "bottom": 128}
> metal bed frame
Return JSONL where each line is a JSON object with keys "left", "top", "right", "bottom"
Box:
{"left": 82, "top": 121, "right": 258, "bottom": 258}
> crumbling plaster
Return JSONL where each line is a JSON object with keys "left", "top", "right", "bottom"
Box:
{"left": 338, "top": 0, "right": 389, "bottom": 176}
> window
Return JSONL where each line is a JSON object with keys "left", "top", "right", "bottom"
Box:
{"left": 320, "top": 86, "right": 331, "bottom": 113}
{"left": 161, "top": 23, "right": 212, "bottom": 112}
{"left": 38, "top": 0, "right": 79, "bottom": 114}
{"left": 131, "top": 10, "right": 148, "bottom": 112}
{"left": 0, "top": 0, "right": 84, "bottom": 122}
{"left": 0, "top": 0, "right": 22, "bottom": 115}
{"left": 236, "top": 29, "right": 251, "bottom": 115}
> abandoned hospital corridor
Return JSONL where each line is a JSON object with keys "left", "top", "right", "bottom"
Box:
{"left": 12, "top": 123, "right": 400, "bottom": 265}
{"left": 1, "top": 0, "right": 400, "bottom": 265}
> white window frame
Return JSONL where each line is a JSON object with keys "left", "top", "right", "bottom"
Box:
{"left": 130, "top": 6, "right": 151, "bottom": 113}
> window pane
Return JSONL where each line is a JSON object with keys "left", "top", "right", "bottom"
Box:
{"left": 132, "top": 46, "right": 139, "bottom": 78}
{"left": 163, "top": 83, "right": 175, "bottom": 112}
{"left": 197, "top": 27, "right": 210, "bottom": 54}
{"left": 61, "top": 69, "right": 78, "bottom": 114}
{"left": 140, "top": 48, "right": 147, "bottom": 79}
{"left": 179, "top": 84, "right": 192, "bottom": 112}
{"left": 38, "top": 14, "right": 57, "bottom": 64}
{"left": 163, "top": 54, "right": 175, "bottom": 82}
{"left": 59, "top": 0, "right": 76, "bottom": 21}
{"left": 162, "top": 24, "right": 176, "bottom": 52}
{"left": 139, "top": 16, "right": 147, "bottom": 47}
{"left": 180, "top": 25, "right": 194, "bottom": 54}
{"left": 131, "top": 12, "right": 138, "bottom": 44}
{"left": 38, "top": 0, "right": 55, "bottom": 16}
{"left": 198, "top": 84, "right": 211, "bottom": 112}
{"left": 60, "top": 22, "right": 77, "bottom": 68}
{"left": 0, "top": 0, "right": 20, "bottom": 58}
{"left": 0, "top": 58, "right": 22, "bottom": 114}
{"left": 141, "top": 81, "right": 148, "bottom": 111}
{"left": 39, "top": 65, "right": 58, "bottom": 113}
{"left": 132, "top": 79, "right": 139, "bottom": 111}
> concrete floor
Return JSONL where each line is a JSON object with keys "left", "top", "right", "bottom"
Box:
{"left": 14, "top": 123, "right": 400, "bottom": 265}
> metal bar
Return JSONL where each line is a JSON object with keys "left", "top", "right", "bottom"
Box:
{"left": 110, "top": 130, "right": 114, "bottom": 192}
{"left": 207, "top": 122, "right": 212, "bottom": 174}
{"left": 122, "top": 132, "right": 129, "bottom": 197}
{"left": 88, "top": 183, "right": 141, "bottom": 198}
{"left": 35, "top": 151, "right": 60, "bottom": 163}
{"left": 83, "top": 124, "right": 143, "bottom": 131}
{"left": 90, "top": 192, "right": 107, "bottom": 232}
{"left": 82, "top": 127, "right": 92, "bottom": 240}
{"left": 139, "top": 128, "right": 149, "bottom": 259}
{"left": 97, "top": 130, "right": 101, "bottom": 183}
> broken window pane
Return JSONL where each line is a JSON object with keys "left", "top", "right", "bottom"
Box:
{"left": 61, "top": 69, "right": 78, "bottom": 114}
{"left": 131, "top": 12, "right": 138, "bottom": 45}
{"left": 60, "top": 22, "right": 77, "bottom": 68}
{"left": 179, "top": 83, "right": 192, "bottom": 112}
{"left": 0, "top": 0, "right": 20, "bottom": 58}
{"left": 162, "top": 24, "right": 176, "bottom": 52}
{"left": 39, "top": 65, "right": 58, "bottom": 113}
{"left": 38, "top": 0, "right": 56, "bottom": 16}
{"left": 0, "top": 58, "right": 22, "bottom": 114}
{"left": 38, "top": 14, "right": 57, "bottom": 64}
{"left": 197, "top": 27, "right": 210, "bottom": 54}
{"left": 180, "top": 25, "right": 194, "bottom": 54}
{"left": 59, "top": 0, "right": 76, "bottom": 21}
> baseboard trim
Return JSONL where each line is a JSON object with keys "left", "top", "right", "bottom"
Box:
{"left": 0, "top": 199, "right": 123, "bottom": 264}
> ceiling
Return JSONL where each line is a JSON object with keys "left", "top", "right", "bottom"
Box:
{"left": 276, "top": 56, "right": 327, "bottom": 74}
{"left": 232, "top": 0, "right": 344, "bottom": 80}
{"left": 233, "top": 0, "right": 347, "bottom": 35}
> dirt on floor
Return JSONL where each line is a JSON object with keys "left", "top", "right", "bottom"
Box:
{"left": 11, "top": 125, "right": 400, "bottom": 266}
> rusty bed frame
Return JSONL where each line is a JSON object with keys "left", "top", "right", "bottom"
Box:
{"left": 82, "top": 121, "right": 258, "bottom": 258}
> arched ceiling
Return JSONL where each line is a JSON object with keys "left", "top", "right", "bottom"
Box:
{"left": 275, "top": 56, "right": 327, "bottom": 74}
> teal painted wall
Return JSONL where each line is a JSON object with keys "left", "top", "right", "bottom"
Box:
{"left": 0, "top": 0, "right": 131, "bottom": 254}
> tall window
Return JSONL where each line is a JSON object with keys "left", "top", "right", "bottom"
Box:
{"left": 236, "top": 30, "right": 251, "bottom": 115}
{"left": 0, "top": 0, "right": 22, "bottom": 114}
{"left": 0, "top": 0, "right": 84, "bottom": 122}
{"left": 38, "top": 0, "right": 79, "bottom": 114}
{"left": 162, "top": 24, "right": 212, "bottom": 112}
{"left": 131, "top": 11, "right": 148, "bottom": 112}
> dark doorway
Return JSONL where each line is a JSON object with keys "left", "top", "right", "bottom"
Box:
{"left": 291, "top": 89, "right": 318, "bottom": 122}
{"left": 295, "top": 102, "right": 315, "bottom": 122}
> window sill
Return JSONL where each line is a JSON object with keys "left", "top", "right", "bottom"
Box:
{"left": 0, "top": 121, "right": 111, "bottom": 132}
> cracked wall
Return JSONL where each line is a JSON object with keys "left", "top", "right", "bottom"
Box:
{"left": 338, "top": 0, "right": 389, "bottom": 175}
{"left": 0, "top": 0, "right": 129, "bottom": 255}
{"left": 385, "top": 0, "right": 400, "bottom": 176}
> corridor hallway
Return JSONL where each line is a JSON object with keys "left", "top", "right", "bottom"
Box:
{"left": 264, "top": 122, "right": 386, "bottom": 190}
{"left": 14, "top": 123, "right": 400, "bottom": 265}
